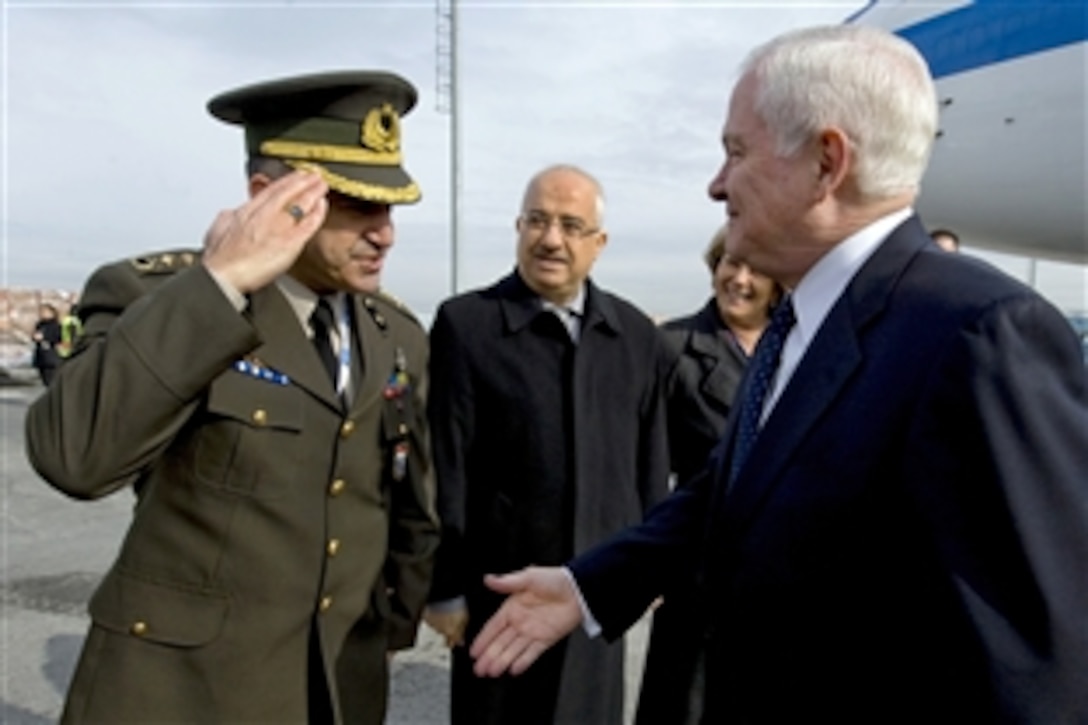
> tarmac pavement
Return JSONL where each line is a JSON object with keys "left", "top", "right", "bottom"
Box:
{"left": 0, "top": 384, "right": 649, "bottom": 724}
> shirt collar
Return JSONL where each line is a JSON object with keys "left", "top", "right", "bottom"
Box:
{"left": 539, "top": 284, "right": 586, "bottom": 317}
{"left": 275, "top": 275, "right": 345, "bottom": 332}
{"left": 539, "top": 285, "right": 587, "bottom": 343}
{"left": 789, "top": 207, "right": 913, "bottom": 348}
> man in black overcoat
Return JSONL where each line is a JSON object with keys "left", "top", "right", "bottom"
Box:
{"left": 424, "top": 164, "right": 671, "bottom": 724}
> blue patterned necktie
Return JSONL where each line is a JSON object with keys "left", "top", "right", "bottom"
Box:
{"left": 729, "top": 295, "right": 796, "bottom": 485}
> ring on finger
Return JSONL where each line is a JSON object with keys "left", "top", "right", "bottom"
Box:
{"left": 285, "top": 204, "right": 305, "bottom": 223}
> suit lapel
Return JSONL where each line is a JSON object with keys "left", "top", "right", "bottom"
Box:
{"left": 245, "top": 284, "right": 341, "bottom": 412}
{"left": 716, "top": 215, "right": 929, "bottom": 537}
{"left": 719, "top": 303, "right": 863, "bottom": 533}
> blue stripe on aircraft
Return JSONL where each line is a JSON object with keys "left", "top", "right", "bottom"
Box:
{"left": 853, "top": 1, "right": 1087, "bottom": 79}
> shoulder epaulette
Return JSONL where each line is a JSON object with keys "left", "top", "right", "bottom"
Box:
{"left": 129, "top": 249, "right": 201, "bottom": 275}
{"left": 366, "top": 289, "right": 422, "bottom": 328}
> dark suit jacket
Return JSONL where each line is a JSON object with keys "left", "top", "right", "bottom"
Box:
{"left": 428, "top": 271, "right": 671, "bottom": 724}
{"left": 25, "top": 250, "right": 439, "bottom": 725}
{"left": 572, "top": 217, "right": 1088, "bottom": 723}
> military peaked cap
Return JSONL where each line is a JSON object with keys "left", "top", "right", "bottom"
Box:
{"left": 208, "top": 70, "right": 421, "bottom": 205}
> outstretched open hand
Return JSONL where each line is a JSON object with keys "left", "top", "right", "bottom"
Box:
{"left": 469, "top": 566, "right": 583, "bottom": 677}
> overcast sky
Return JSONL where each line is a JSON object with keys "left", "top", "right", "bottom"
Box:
{"left": 3, "top": 0, "right": 1085, "bottom": 323}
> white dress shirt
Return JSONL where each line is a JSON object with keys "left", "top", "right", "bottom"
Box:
{"left": 541, "top": 285, "right": 587, "bottom": 343}
{"left": 761, "top": 207, "right": 913, "bottom": 423}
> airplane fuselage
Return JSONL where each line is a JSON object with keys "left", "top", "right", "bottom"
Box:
{"left": 849, "top": 0, "right": 1087, "bottom": 263}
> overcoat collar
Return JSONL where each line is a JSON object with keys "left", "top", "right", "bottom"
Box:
{"left": 496, "top": 270, "right": 623, "bottom": 339}
{"left": 686, "top": 300, "right": 738, "bottom": 357}
{"left": 675, "top": 300, "right": 747, "bottom": 410}
{"left": 713, "top": 215, "right": 930, "bottom": 537}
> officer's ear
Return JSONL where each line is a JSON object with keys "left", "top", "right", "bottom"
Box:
{"left": 248, "top": 174, "right": 274, "bottom": 199}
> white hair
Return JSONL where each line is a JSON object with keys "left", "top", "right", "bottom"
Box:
{"left": 741, "top": 25, "right": 938, "bottom": 200}
{"left": 523, "top": 164, "right": 606, "bottom": 226}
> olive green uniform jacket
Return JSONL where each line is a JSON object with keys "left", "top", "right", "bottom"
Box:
{"left": 25, "top": 251, "right": 439, "bottom": 724}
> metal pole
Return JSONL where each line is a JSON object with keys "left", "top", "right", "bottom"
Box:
{"left": 450, "top": 0, "right": 460, "bottom": 295}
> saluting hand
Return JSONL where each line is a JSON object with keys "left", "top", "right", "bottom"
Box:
{"left": 202, "top": 169, "right": 329, "bottom": 293}
{"left": 469, "top": 566, "right": 582, "bottom": 678}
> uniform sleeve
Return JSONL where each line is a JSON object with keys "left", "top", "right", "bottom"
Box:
{"left": 425, "top": 305, "right": 476, "bottom": 603}
{"left": 906, "top": 294, "right": 1088, "bottom": 719}
{"left": 383, "top": 327, "right": 441, "bottom": 650}
{"left": 24, "top": 263, "right": 260, "bottom": 499}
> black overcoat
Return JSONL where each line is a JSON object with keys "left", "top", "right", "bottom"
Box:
{"left": 638, "top": 298, "right": 749, "bottom": 724}
{"left": 428, "top": 271, "right": 671, "bottom": 725}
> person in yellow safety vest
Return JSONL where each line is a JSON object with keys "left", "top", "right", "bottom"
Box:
{"left": 57, "top": 304, "right": 81, "bottom": 358}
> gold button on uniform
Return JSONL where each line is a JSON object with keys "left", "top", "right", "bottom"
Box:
{"left": 329, "top": 479, "right": 346, "bottom": 496}
{"left": 252, "top": 409, "right": 268, "bottom": 426}
{"left": 131, "top": 621, "right": 148, "bottom": 636}
{"left": 340, "top": 420, "right": 355, "bottom": 438}
{"left": 397, "top": 423, "right": 408, "bottom": 436}
{"left": 327, "top": 538, "right": 341, "bottom": 557}
{"left": 319, "top": 595, "right": 333, "bottom": 612}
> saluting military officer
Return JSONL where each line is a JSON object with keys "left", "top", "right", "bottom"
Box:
{"left": 24, "top": 71, "right": 439, "bottom": 725}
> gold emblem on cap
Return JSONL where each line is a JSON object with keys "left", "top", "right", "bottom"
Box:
{"left": 362, "top": 103, "right": 400, "bottom": 154}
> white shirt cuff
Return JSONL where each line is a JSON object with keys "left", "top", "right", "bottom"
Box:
{"left": 561, "top": 566, "right": 601, "bottom": 638}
